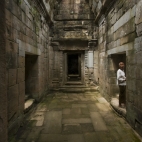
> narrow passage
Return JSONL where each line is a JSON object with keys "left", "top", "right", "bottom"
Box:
{"left": 11, "top": 92, "right": 141, "bottom": 142}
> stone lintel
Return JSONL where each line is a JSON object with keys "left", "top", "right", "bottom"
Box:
{"left": 17, "top": 40, "right": 41, "bottom": 56}
{"left": 107, "top": 42, "right": 134, "bottom": 56}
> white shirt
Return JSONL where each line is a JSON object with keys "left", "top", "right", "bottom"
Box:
{"left": 117, "top": 69, "right": 126, "bottom": 86}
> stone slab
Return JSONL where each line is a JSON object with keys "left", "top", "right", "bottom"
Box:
{"left": 38, "top": 134, "right": 68, "bottom": 142}
{"left": 63, "top": 124, "right": 82, "bottom": 134}
{"left": 84, "top": 132, "right": 100, "bottom": 142}
{"left": 62, "top": 118, "right": 92, "bottom": 124}
{"left": 8, "top": 69, "right": 17, "bottom": 86}
{"left": 96, "top": 103, "right": 110, "bottom": 112}
{"left": 114, "top": 6, "right": 136, "bottom": 32}
{"left": 90, "top": 112, "right": 108, "bottom": 131}
{"left": 42, "top": 111, "right": 62, "bottom": 134}
{"left": 97, "top": 97, "right": 108, "bottom": 103}
{"left": 134, "top": 36, "right": 142, "bottom": 53}
{"left": 68, "top": 134, "right": 85, "bottom": 142}
{"left": 87, "top": 104, "right": 99, "bottom": 112}
{"left": 135, "top": 0, "right": 142, "bottom": 24}
{"left": 70, "top": 108, "right": 81, "bottom": 115}
{"left": 72, "top": 104, "right": 87, "bottom": 108}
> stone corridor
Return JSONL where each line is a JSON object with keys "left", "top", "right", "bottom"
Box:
{"left": 10, "top": 92, "right": 141, "bottom": 142}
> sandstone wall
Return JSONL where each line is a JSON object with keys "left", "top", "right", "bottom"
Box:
{"left": 5, "top": 0, "right": 51, "bottom": 136}
{"left": 0, "top": 1, "right": 7, "bottom": 142}
{"left": 50, "top": 0, "right": 97, "bottom": 88}
{"left": 90, "top": 0, "right": 142, "bottom": 136}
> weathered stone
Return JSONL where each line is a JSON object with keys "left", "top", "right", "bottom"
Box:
{"left": 62, "top": 118, "right": 92, "bottom": 124}
{"left": 136, "top": 22, "right": 142, "bottom": 36}
{"left": 8, "top": 69, "right": 17, "bottom": 86}
{"left": 114, "top": 18, "right": 135, "bottom": 41}
{"left": 90, "top": 112, "right": 108, "bottom": 131}
{"left": 42, "top": 111, "right": 62, "bottom": 134}
{"left": 120, "top": 32, "right": 135, "bottom": 45}
{"left": 8, "top": 84, "right": 19, "bottom": 119}
{"left": 134, "top": 36, "right": 142, "bottom": 53}
{"left": 17, "top": 68, "right": 25, "bottom": 83}
{"left": 135, "top": 0, "right": 142, "bottom": 24}
{"left": 114, "top": 5, "right": 136, "bottom": 32}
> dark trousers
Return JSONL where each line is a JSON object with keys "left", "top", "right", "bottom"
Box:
{"left": 119, "top": 85, "right": 126, "bottom": 106}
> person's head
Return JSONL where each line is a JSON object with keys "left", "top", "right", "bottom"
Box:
{"left": 119, "top": 62, "right": 125, "bottom": 70}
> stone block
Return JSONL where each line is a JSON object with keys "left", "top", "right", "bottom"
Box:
{"left": 107, "top": 42, "right": 134, "bottom": 55}
{"left": 5, "top": 9, "right": 12, "bottom": 24}
{"left": 84, "top": 132, "right": 100, "bottom": 142}
{"left": 127, "top": 50, "right": 136, "bottom": 64}
{"left": 114, "top": 5, "right": 136, "bottom": 32}
{"left": 120, "top": 32, "right": 135, "bottom": 45}
{"left": 135, "top": 0, "right": 142, "bottom": 25}
{"left": 18, "top": 81, "right": 25, "bottom": 112}
{"left": 42, "top": 111, "right": 62, "bottom": 134}
{"left": 18, "top": 56, "right": 25, "bottom": 68}
{"left": 90, "top": 112, "right": 108, "bottom": 131}
{"left": 38, "top": 134, "right": 68, "bottom": 142}
{"left": 136, "top": 80, "right": 142, "bottom": 96}
{"left": 8, "top": 69, "right": 17, "bottom": 86}
{"left": 6, "top": 52, "right": 17, "bottom": 69}
{"left": 134, "top": 36, "right": 142, "bottom": 53}
{"left": 127, "top": 79, "right": 136, "bottom": 92}
{"left": 68, "top": 134, "right": 85, "bottom": 142}
{"left": 136, "top": 66, "right": 142, "bottom": 80}
{"left": 17, "top": 68, "right": 25, "bottom": 83}
{"left": 114, "top": 18, "right": 135, "bottom": 41}
{"left": 8, "top": 84, "right": 19, "bottom": 119}
{"left": 5, "top": 22, "right": 13, "bottom": 40}
{"left": 116, "top": 8, "right": 123, "bottom": 20}
{"left": 136, "top": 51, "right": 142, "bottom": 64}
{"left": 62, "top": 118, "right": 92, "bottom": 124}
{"left": 107, "top": 41, "right": 115, "bottom": 50}
{"left": 136, "top": 22, "right": 142, "bottom": 36}
{"left": 127, "top": 90, "right": 134, "bottom": 103}
{"left": 8, "top": 84, "right": 19, "bottom": 101}
{"left": 6, "top": 40, "right": 18, "bottom": 53}
{"left": 127, "top": 65, "right": 136, "bottom": 79}
{"left": 72, "top": 104, "right": 87, "bottom": 108}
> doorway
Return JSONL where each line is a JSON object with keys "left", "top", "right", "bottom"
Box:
{"left": 67, "top": 53, "right": 81, "bottom": 81}
{"left": 109, "top": 53, "right": 126, "bottom": 108}
{"left": 25, "top": 54, "right": 38, "bottom": 100}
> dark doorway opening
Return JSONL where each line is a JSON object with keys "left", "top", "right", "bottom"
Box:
{"left": 25, "top": 54, "right": 38, "bottom": 100}
{"left": 67, "top": 53, "right": 81, "bottom": 81}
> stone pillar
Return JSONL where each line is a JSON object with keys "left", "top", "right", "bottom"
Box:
{"left": 0, "top": 0, "right": 7, "bottom": 142}
{"left": 86, "top": 40, "right": 98, "bottom": 86}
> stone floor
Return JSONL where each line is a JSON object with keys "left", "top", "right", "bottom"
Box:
{"left": 10, "top": 92, "right": 141, "bottom": 142}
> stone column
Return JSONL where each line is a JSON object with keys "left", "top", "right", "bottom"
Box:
{"left": 0, "top": 0, "right": 7, "bottom": 142}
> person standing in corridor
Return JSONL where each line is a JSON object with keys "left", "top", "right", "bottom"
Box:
{"left": 117, "top": 62, "right": 126, "bottom": 108}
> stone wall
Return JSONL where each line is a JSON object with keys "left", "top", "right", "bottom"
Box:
{"left": 50, "top": 0, "right": 97, "bottom": 89}
{"left": 89, "top": 0, "right": 142, "bottom": 136}
{"left": 0, "top": 0, "right": 7, "bottom": 142}
{"left": 5, "top": 0, "right": 51, "bottom": 137}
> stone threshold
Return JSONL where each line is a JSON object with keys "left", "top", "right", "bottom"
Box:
{"left": 110, "top": 97, "right": 126, "bottom": 118}
{"left": 24, "top": 98, "right": 35, "bottom": 113}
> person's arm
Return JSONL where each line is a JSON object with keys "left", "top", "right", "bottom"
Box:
{"left": 117, "top": 70, "right": 126, "bottom": 83}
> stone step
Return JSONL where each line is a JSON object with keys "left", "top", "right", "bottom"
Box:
{"left": 24, "top": 99, "right": 35, "bottom": 113}
{"left": 59, "top": 86, "right": 99, "bottom": 93}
